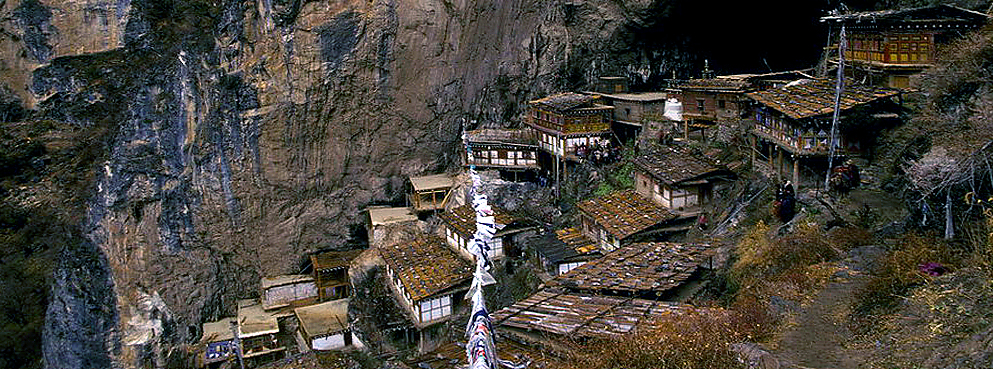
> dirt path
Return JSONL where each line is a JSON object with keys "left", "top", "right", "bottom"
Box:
{"left": 772, "top": 263, "right": 873, "bottom": 369}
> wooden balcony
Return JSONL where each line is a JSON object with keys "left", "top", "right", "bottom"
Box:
{"left": 751, "top": 124, "right": 862, "bottom": 157}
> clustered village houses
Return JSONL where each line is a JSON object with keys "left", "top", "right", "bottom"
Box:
{"left": 192, "top": 6, "right": 989, "bottom": 368}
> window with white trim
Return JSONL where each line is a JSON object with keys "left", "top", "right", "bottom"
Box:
{"left": 558, "top": 261, "right": 586, "bottom": 275}
{"left": 419, "top": 295, "right": 452, "bottom": 322}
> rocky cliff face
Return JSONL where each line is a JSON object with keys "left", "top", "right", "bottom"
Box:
{"left": 1, "top": 0, "right": 707, "bottom": 367}
{"left": 8, "top": 0, "right": 923, "bottom": 366}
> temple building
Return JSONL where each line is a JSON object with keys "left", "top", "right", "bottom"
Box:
{"left": 463, "top": 129, "right": 540, "bottom": 180}
{"left": 576, "top": 190, "right": 681, "bottom": 252}
{"left": 746, "top": 78, "right": 901, "bottom": 185}
{"left": 631, "top": 145, "right": 735, "bottom": 212}
{"left": 524, "top": 92, "right": 613, "bottom": 162}
{"left": 236, "top": 299, "right": 285, "bottom": 365}
{"left": 378, "top": 234, "right": 472, "bottom": 352}
{"left": 821, "top": 5, "right": 990, "bottom": 88}
{"left": 491, "top": 289, "right": 690, "bottom": 351}
{"left": 675, "top": 77, "right": 751, "bottom": 141}
{"left": 593, "top": 91, "right": 670, "bottom": 143}
{"left": 438, "top": 204, "right": 536, "bottom": 261}
{"left": 366, "top": 206, "right": 418, "bottom": 241}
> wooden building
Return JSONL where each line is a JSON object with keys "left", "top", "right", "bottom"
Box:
{"left": 311, "top": 250, "right": 362, "bottom": 301}
{"left": 675, "top": 78, "right": 751, "bottom": 140}
{"left": 378, "top": 235, "right": 472, "bottom": 352}
{"left": 548, "top": 241, "right": 713, "bottom": 299}
{"left": 407, "top": 174, "right": 456, "bottom": 213}
{"left": 631, "top": 145, "right": 735, "bottom": 212}
{"left": 524, "top": 92, "right": 613, "bottom": 161}
{"left": 366, "top": 206, "right": 418, "bottom": 241}
{"left": 236, "top": 299, "right": 285, "bottom": 363}
{"left": 463, "top": 129, "right": 540, "bottom": 175}
{"left": 199, "top": 317, "right": 236, "bottom": 368}
{"left": 260, "top": 275, "right": 317, "bottom": 311}
{"left": 595, "top": 92, "right": 670, "bottom": 126}
{"left": 491, "top": 289, "right": 688, "bottom": 350}
{"left": 821, "top": 5, "right": 990, "bottom": 89}
{"left": 576, "top": 190, "right": 680, "bottom": 252}
{"left": 438, "top": 204, "right": 536, "bottom": 261}
{"left": 593, "top": 91, "right": 670, "bottom": 143}
{"left": 595, "top": 76, "right": 630, "bottom": 94}
{"left": 528, "top": 228, "right": 602, "bottom": 276}
{"left": 746, "top": 78, "right": 901, "bottom": 185}
{"left": 294, "top": 299, "right": 361, "bottom": 351}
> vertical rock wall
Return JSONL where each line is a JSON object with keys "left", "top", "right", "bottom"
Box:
{"left": 0, "top": 0, "right": 795, "bottom": 367}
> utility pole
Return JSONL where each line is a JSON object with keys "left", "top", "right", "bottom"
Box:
{"left": 230, "top": 320, "right": 245, "bottom": 369}
{"left": 825, "top": 25, "right": 847, "bottom": 192}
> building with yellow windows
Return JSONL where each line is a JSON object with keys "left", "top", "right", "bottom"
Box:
{"left": 821, "top": 5, "right": 989, "bottom": 89}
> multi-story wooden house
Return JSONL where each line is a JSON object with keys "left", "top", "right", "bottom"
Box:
{"left": 821, "top": 5, "right": 989, "bottom": 88}
{"left": 378, "top": 235, "right": 472, "bottom": 352}
{"left": 675, "top": 78, "right": 751, "bottom": 140}
{"left": 593, "top": 91, "right": 670, "bottom": 142}
{"left": 463, "top": 129, "right": 540, "bottom": 177}
{"left": 631, "top": 145, "right": 734, "bottom": 212}
{"left": 746, "top": 78, "right": 901, "bottom": 185}
{"left": 576, "top": 190, "right": 680, "bottom": 252}
{"left": 524, "top": 92, "right": 613, "bottom": 161}
{"left": 438, "top": 204, "right": 536, "bottom": 261}
{"left": 311, "top": 250, "right": 362, "bottom": 301}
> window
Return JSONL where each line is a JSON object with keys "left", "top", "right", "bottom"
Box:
{"left": 718, "top": 100, "right": 726, "bottom": 109}
{"left": 696, "top": 99, "right": 705, "bottom": 113}
{"left": 558, "top": 262, "right": 586, "bottom": 275}
{"left": 419, "top": 295, "right": 452, "bottom": 322}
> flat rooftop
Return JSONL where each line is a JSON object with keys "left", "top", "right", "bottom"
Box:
{"left": 294, "top": 298, "right": 350, "bottom": 339}
{"left": 237, "top": 299, "right": 279, "bottom": 338}
{"left": 368, "top": 206, "right": 418, "bottom": 227}
{"left": 201, "top": 317, "right": 236, "bottom": 343}
{"left": 409, "top": 174, "right": 455, "bottom": 191}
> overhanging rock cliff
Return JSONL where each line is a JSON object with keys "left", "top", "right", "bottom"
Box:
{"left": 0, "top": 0, "right": 808, "bottom": 367}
